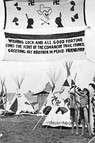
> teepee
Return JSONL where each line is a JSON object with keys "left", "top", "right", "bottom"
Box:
{"left": 42, "top": 61, "right": 74, "bottom": 127}
{"left": 0, "top": 77, "right": 6, "bottom": 114}
{"left": 8, "top": 76, "right": 35, "bottom": 115}
{"left": 39, "top": 69, "right": 62, "bottom": 115}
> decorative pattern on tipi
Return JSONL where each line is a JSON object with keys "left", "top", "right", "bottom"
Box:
{"left": 42, "top": 101, "right": 71, "bottom": 127}
{"left": 39, "top": 69, "right": 62, "bottom": 115}
{"left": 0, "top": 77, "right": 8, "bottom": 114}
{"left": 62, "top": 61, "right": 73, "bottom": 99}
{"left": 42, "top": 61, "right": 74, "bottom": 127}
{"left": 8, "top": 76, "right": 35, "bottom": 115}
{"left": 8, "top": 93, "right": 35, "bottom": 115}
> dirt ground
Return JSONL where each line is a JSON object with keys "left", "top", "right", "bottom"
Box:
{"left": 0, "top": 115, "right": 94, "bottom": 143}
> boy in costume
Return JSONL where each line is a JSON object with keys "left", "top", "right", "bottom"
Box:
{"left": 76, "top": 88, "right": 91, "bottom": 137}
{"left": 69, "top": 92, "right": 79, "bottom": 134}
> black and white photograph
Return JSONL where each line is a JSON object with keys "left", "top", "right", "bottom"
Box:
{"left": 0, "top": 0, "right": 95, "bottom": 143}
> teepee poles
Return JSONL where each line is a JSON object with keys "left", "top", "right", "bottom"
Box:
{"left": 47, "top": 68, "right": 62, "bottom": 92}
{"left": 32, "top": 99, "right": 53, "bottom": 131}
{"left": 0, "top": 77, "right": 6, "bottom": 97}
{"left": 32, "top": 114, "right": 45, "bottom": 131}
{"left": 0, "top": 77, "right": 7, "bottom": 109}
{"left": 64, "top": 61, "right": 73, "bottom": 77}
{"left": 12, "top": 74, "right": 25, "bottom": 93}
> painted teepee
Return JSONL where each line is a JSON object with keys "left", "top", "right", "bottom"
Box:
{"left": 39, "top": 69, "right": 62, "bottom": 115}
{"left": 0, "top": 77, "right": 7, "bottom": 114}
{"left": 42, "top": 61, "right": 74, "bottom": 127}
{"left": 62, "top": 61, "right": 73, "bottom": 97}
{"left": 8, "top": 76, "right": 35, "bottom": 115}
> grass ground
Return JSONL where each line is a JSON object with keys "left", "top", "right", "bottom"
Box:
{"left": 0, "top": 115, "right": 94, "bottom": 143}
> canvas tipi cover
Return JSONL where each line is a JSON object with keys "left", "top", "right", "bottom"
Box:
{"left": 42, "top": 61, "right": 74, "bottom": 127}
{"left": 42, "top": 99, "right": 71, "bottom": 127}
{"left": 8, "top": 93, "right": 35, "bottom": 115}
{"left": 0, "top": 78, "right": 8, "bottom": 114}
{"left": 39, "top": 70, "right": 62, "bottom": 115}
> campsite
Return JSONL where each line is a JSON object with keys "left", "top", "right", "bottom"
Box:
{"left": 0, "top": 115, "right": 94, "bottom": 143}
{"left": 0, "top": 0, "right": 95, "bottom": 143}
{"left": 0, "top": 61, "right": 94, "bottom": 143}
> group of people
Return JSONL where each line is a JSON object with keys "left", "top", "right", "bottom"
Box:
{"left": 69, "top": 84, "right": 95, "bottom": 137}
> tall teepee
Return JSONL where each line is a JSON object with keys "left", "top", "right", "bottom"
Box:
{"left": 0, "top": 77, "right": 6, "bottom": 114}
{"left": 42, "top": 61, "right": 74, "bottom": 127}
{"left": 0, "top": 77, "right": 11, "bottom": 114}
{"left": 39, "top": 69, "right": 62, "bottom": 115}
{"left": 2, "top": 82, "right": 9, "bottom": 111}
{"left": 8, "top": 76, "right": 35, "bottom": 115}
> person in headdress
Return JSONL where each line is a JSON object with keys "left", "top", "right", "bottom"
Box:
{"left": 55, "top": 12, "right": 63, "bottom": 28}
{"left": 26, "top": 14, "right": 34, "bottom": 29}
{"left": 89, "top": 83, "right": 95, "bottom": 134}
{"left": 77, "top": 88, "right": 91, "bottom": 137}
{"left": 27, "top": 18, "right": 34, "bottom": 28}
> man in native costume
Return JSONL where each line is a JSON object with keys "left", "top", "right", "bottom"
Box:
{"left": 76, "top": 88, "right": 91, "bottom": 137}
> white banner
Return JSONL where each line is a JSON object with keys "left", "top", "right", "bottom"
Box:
{"left": 4, "top": 30, "right": 86, "bottom": 62}
{"left": 3, "top": 0, "right": 86, "bottom": 29}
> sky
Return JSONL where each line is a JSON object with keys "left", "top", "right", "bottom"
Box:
{"left": 0, "top": 0, "right": 95, "bottom": 93}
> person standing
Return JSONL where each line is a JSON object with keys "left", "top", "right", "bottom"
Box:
{"left": 77, "top": 88, "right": 91, "bottom": 137}
{"left": 69, "top": 92, "right": 79, "bottom": 135}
